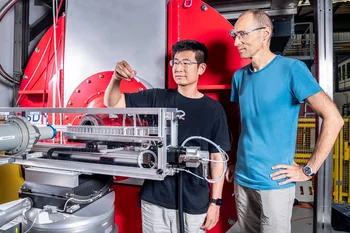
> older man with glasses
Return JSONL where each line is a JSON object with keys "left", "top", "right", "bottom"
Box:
{"left": 225, "top": 9, "right": 343, "bottom": 233}
{"left": 104, "top": 40, "right": 231, "bottom": 233}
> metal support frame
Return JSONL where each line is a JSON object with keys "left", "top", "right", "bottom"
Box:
{"left": 12, "top": 0, "right": 29, "bottom": 106}
{"left": 0, "top": 107, "right": 179, "bottom": 181}
{"left": 208, "top": 1, "right": 270, "bottom": 13}
{"left": 221, "top": 8, "right": 297, "bottom": 20}
{"left": 333, "top": 2, "right": 343, "bottom": 14}
{"left": 0, "top": 0, "right": 21, "bottom": 87}
{"left": 313, "top": 0, "right": 333, "bottom": 232}
{"left": 335, "top": 56, "right": 340, "bottom": 93}
{"left": 29, "top": 10, "right": 52, "bottom": 41}
{"left": 0, "top": 157, "right": 14, "bottom": 165}
{"left": 284, "top": 22, "right": 314, "bottom": 60}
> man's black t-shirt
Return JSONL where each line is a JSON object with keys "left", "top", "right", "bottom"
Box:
{"left": 124, "top": 88, "right": 231, "bottom": 214}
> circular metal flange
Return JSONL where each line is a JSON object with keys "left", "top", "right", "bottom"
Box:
{"left": 79, "top": 114, "right": 104, "bottom": 126}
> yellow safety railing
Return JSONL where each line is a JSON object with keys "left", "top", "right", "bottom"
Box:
{"left": 338, "top": 119, "right": 350, "bottom": 203}
{"left": 295, "top": 117, "right": 316, "bottom": 165}
{"left": 295, "top": 117, "right": 350, "bottom": 203}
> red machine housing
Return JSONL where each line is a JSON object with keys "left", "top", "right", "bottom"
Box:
{"left": 18, "top": 0, "right": 250, "bottom": 232}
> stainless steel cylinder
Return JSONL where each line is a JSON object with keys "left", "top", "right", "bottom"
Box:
{"left": 0, "top": 116, "right": 56, "bottom": 155}
{"left": 0, "top": 124, "right": 22, "bottom": 151}
{"left": 0, "top": 198, "right": 31, "bottom": 227}
{"left": 35, "top": 125, "right": 56, "bottom": 140}
{"left": 22, "top": 192, "right": 118, "bottom": 233}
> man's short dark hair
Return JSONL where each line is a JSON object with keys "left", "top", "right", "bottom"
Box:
{"left": 172, "top": 40, "right": 208, "bottom": 64}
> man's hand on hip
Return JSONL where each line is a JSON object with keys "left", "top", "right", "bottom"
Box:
{"left": 225, "top": 164, "right": 235, "bottom": 183}
{"left": 270, "top": 164, "right": 311, "bottom": 185}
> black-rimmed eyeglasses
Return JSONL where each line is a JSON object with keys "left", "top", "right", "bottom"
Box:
{"left": 170, "top": 60, "right": 198, "bottom": 68}
{"left": 231, "top": 27, "right": 266, "bottom": 40}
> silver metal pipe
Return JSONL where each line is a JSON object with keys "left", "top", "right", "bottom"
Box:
{"left": 221, "top": 8, "right": 297, "bottom": 20}
{"left": 36, "top": 125, "right": 56, "bottom": 140}
{"left": 313, "top": 0, "right": 334, "bottom": 232}
{"left": 0, "top": 124, "right": 22, "bottom": 151}
{"left": 0, "top": 117, "right": 56, "bottom": 154}
{"left": 0, "top": 107, "right": 177, "bottom": 115}
{"left": 0, "top": 198, "right": 31, "bottom": 227}
{"left": 51, "top": 151, "right": 140, "bottom": 165}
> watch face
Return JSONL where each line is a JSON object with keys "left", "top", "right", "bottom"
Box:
{"left": 304, "top": 166, "right": 311, "bottom": 175}
{"left": 211, "top": 199, "right": 222, "bottom": 206}
{"left": 304, "top": 165, "right": 313, "bottom": 176}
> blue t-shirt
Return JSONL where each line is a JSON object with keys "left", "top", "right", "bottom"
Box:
{"left": 231, "top": 55, "right": 322, "bottom": 190}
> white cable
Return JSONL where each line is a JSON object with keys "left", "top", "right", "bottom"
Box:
{"left": 57, "top": 189, "right": 106, "bottom": 213}
{"left": 122, "top": 114, "right": 126, "bottom": 135}
{"left": 137, "top": 114, "right": 143, "bottom": 126}
{"left": 176, "top": 110, "right": 186, "bottom": 119}
{"left": 137, "top": 150, "right": 157, "bottom": 169}
{"left": 139, "top": 142, "right": 151, "bottom": 151}
{"left": 57, "top": 195, "right": 99, "bottom": 213}
{"left": 23, "top": 209, "right": 42, "bottom": 233}
{"left": 20, "top": 199, "right": 35, "bottom": 233}
{"left": 98, "top": 147, "right": 124, "bottom": 154}
{"left": 57, "top": 197, "right": 74, "bottom": 213}
{"left": 23, "top": 215, "right": 38, "bottom": 233}
{"left": 177, "top": 168, "right": 205, "bottom": 180}
{"left": 202, "top": 151, "right": 229, "bottom": 163}
{"left": 202, "top": 158, "right": 229, "bottom": 163}
{"left": 180, "top": 136, "right": 228, "bottom": 184}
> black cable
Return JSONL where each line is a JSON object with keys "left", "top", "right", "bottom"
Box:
{"left": 0, "top": 64, "right": 20, "bottom": 86}
{"left": 178, "top": 171, "right": 185, "bottom": 233}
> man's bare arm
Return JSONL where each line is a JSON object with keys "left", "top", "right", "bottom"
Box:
{"left": 104, "top": 60, "right": 136, "bottom": 108}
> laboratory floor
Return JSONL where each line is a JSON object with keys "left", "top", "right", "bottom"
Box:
{"left": 227, "top": 205, "right": 349, "bottom": 233}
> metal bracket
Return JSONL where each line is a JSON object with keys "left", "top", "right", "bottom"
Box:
{"left": 22, "top": 152, "right": 43, "bottom": 160}
{"left": 0, "top": 157, "right": 15, "bottom": 166}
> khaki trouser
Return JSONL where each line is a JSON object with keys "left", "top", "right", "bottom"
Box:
{"left": 141, "top": 200, "right": 207, "bottom": 233}
{"left": 235, "top": 182, "right": 295, "bottom": 233}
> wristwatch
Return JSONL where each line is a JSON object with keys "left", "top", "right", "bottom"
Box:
{"left": 210, "top": 198, "right": 223, "bottom": 206}
{"left": 303, "top": 165, "right": 315, "bottom": 177}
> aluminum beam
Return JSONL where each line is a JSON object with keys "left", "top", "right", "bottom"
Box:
{"left": 313, "top": 0, "right": 334, "bottom": 232}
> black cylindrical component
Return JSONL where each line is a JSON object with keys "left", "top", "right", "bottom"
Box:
{"left": 167, "top": 146, "right": 186, "bottom": 165}
{"left": 178, "top": 171, "right": 185, "bottom": 233}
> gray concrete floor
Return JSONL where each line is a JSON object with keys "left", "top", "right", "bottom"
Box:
{"left": 227, "top": 206, "right": 348, "bottom": 233}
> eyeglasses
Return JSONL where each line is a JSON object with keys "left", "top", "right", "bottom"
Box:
{"left": 231, "top": 27, "right": 266, "bottom": 40}
{"left": 170, "top": 60, "right": 198, "bottom": 68}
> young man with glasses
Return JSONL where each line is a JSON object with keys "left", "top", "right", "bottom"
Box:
{"left": 104, "top": 40, "right": 231, "bottom": 233}
{"left": 225, "top": 9, "right": 343, "bottom": 233}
